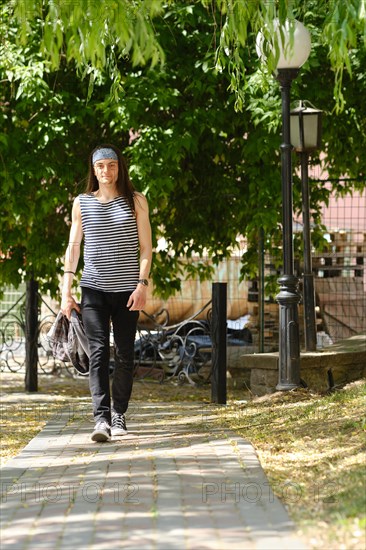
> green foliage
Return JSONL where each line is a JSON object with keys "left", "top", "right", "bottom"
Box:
{"left": 1, "top": 1, "right": 365, "bottom": 300}
{"left": 12, "top": 0, "right": 166, "bottom": 70}
{"left": 0, "top": 7, "right": 128, "bottom": 295}
{"left": 9, "top": 1, "right": 366, "bottom": 111}
{"left": 206, "top": 0, "right": 366, "bottom": 112}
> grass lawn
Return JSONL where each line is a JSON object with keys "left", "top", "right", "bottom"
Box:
{"left": 213, "top": 380, "right": 366, "bottom": 550}
{"left": 0, "top": 370, "right": 365, "bottom": 549}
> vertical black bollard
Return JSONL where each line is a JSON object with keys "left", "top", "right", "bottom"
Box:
{"left": 25, "top": 278, "right": 38, "bottom": 392}
{"left": 211, "top": 282, "right": 227, "bottom": 404}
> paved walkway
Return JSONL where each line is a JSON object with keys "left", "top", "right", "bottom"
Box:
{"left": 1, "top": 402, "right": 307, "bottom": 549}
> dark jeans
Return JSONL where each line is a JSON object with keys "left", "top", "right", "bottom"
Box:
{"left": 81, "top": 287, "right": 139, "bottom": 424}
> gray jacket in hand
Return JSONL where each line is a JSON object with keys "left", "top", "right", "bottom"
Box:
{"left": 47, "top": 309, "right": 89, "bottom": 376}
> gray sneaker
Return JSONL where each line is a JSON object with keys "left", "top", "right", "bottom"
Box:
{"left": 111, "top": 412, "right": 128, "bottom": 436}
{"left": 91, "top": 420, "right": 111, "bottom": 442}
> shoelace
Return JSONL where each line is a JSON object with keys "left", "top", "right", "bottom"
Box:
{"left": 113, "top": 414, "right": 126, "bottom": 429}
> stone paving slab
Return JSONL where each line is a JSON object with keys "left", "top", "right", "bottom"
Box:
{"left": 0, "top": 402, "right": 308, "bottom": 549}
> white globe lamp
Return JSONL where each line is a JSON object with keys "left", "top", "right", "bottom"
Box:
{"left": 256, "top": 19, "right": 311, "bottom": 69}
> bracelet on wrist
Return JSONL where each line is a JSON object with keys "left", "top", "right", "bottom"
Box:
{"left": 64, "top": 271, "right": 75, "bottom": 275}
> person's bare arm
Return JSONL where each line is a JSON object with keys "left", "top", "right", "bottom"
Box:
{"left": 61, "top": 197, "right": 83, "bottom": 318}
{"left": 127, "top": 193, "right": 153, "bottom": 311}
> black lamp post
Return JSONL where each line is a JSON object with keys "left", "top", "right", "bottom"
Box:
{"left": 256, "top": 20, "right": 311, "bottom": 390}
{"left": 290, "top": 101, "right": 323, "bottom": 351}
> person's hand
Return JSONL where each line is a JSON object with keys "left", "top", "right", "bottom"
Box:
{"left": 61, "top": 295, "right": 80, "bottom": 320}
{"left": 127, "top": 285, "right": 147, "bottom": 311}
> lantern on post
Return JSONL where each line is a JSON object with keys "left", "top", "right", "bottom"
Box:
{"left": 291, "top": 101, "right": 323, "bottom": 351}
{"left": 290, "top": 101, "right": 322, "bottom": 152}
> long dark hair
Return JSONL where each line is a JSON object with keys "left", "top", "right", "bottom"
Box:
{"left": 85, "top": 144, "right": 136, "bottom": 213}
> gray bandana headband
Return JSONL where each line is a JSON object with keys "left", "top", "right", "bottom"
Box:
{"left": 92, "top": 148, "right": 118, "bottom": 164}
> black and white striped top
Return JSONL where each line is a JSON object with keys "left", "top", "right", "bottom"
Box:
{"left": 79, "top": 194, "right": 139, "bottom": 292}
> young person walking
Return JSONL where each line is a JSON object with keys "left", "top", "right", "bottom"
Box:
{"left": 61, "top": 145, "right": 152, "bottom": 442}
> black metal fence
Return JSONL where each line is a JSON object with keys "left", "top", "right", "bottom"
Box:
{"left": 0, "top": 290, "right": 75, "bottom": 376}
{"left": 0, "top": 284, "right": 218, "bottom": 383}
{"left": 0, "top": 285, "right": 231, "bottom": 389}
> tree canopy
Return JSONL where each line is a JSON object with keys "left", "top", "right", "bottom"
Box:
{"left": 1, "top": 1, "right": 365, "bottom": 298}
{"left": 11, "top": 0, "right": 366, "bottom": 110}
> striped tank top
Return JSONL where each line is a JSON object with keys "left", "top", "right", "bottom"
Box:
{"left": 79, "top": 193, "right": 139, "bottom": 292}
